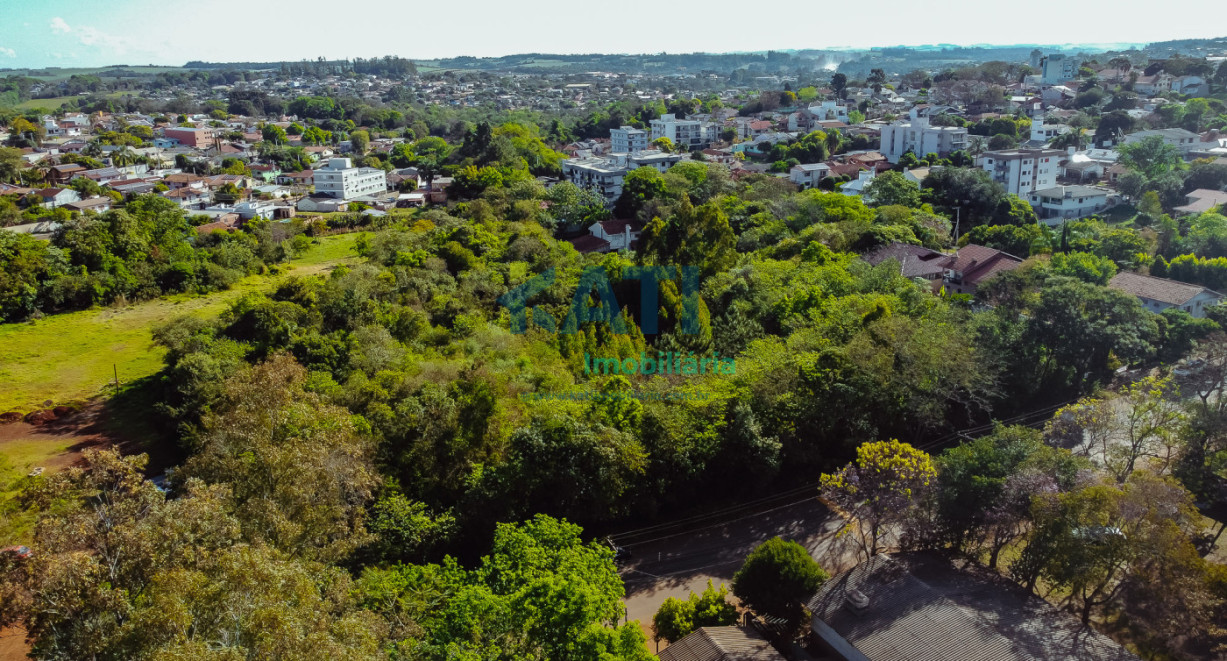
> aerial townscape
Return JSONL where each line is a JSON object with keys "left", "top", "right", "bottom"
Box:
{"left": 4, "top": 4, "right": 1227, "bottom": 660}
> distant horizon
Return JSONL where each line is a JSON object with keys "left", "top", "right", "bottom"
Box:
{"left": 0, "top": 0, "right": 1224, "bottom": 69}
{"left": 0, "top": 39, "right": 1208, "bottom": 73}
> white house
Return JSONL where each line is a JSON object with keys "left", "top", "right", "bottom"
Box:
{"left": 879, "top": 108, "right": 968, "bottom": 163}
{"left": 588, "top": 219, "right": 642, "bottom": 252}
{"left": 312, "top": 158, "right": 386, "bottom": 200}
{"left": 1123, "top": 128, "right": 1200, "bottom": 155}
{"left": 840, "top": 169, "right": 877, "bottom": 198}
{"left": 1109, "top": 271, "right": 1224, "bottom": 318}
{"left": 789, "top": 163, "right": 831, "bottom": 190}
{"left": 1027, "top": 119, "right": 1069, "bottom": 146}
{"left": 978, "top": 148, "right": 1063, "bottom": 197}
{"left": 1027, "top": 185, "right": 1110, "bottom": 222}
{"left": 37, "top": 187, "right": 81, "bottom": 208}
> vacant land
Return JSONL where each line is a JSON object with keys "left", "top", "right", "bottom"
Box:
{"left": 0, "top": 232, "right": 363, "bottom": 413}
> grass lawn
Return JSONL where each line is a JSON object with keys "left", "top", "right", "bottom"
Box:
{"left": 10, "top": 96, "right": 83, "bottom": 111}
{"left": 0, "top": 440, "right": 71, "bottom": 545}
{"left": 0, "top": 232, "right": 363, "bottom": 413}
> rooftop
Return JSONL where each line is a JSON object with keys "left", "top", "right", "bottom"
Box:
{"left": 658, "top": 626, "right": 786, "bottom": 661}
{"left": 809, "top": 553, "right": 1140, "bottom": 661}
{"left": 1109, "top": 271, "right": 1222, "bottom": 306}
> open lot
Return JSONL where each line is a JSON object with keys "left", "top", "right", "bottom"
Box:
{"left": 0, "top": 232, "right": 363, "bottom": 413}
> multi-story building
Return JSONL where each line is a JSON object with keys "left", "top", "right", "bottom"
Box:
{"left": 879, "top": 108, "right": 968, "bottom": 163}
{"left": 977, "top": 148, "right": 1063, "bottom": 197}
{"left": 649, "top": 114, "right": 719, "bottom": 151}
{"left": 610, "top": 126, "right": 649, "bottom": 153}
{"left": 313, "top": 158, "right": 387, "bottom": 200}
{"left": 560, "top": 151, "right": 683, "bottom": 204}
{"left": 1040, "top": 54, "right": 1081, "bottom": 84}
{"left": 163, "top": 127, "right": 218, "bottom": 148}
{"left": 1027, "top": 185, "right": 1111, "bottom": 222}
{"left": 789, "top": 163, "right": 831, "bottom": 190}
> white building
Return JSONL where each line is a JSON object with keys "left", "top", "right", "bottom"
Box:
{"left": 879, "top": 108, "right": 968, "bottom": 163}
{"left": 1109, "top": 271, "right": 1224, "bottom": 318}
{"left": 1122, "top": 128, "right": 1201, "bottom": 155}
{"left": 789, "top": 163, "right": 831, "bottom": 190}
{"left": 1040, "top": 54, "right": 1080, "bottom": 84}
{"left": 1027, "top": 185, "right": 1110, "bottom": 223}
{"left": 841, "top": 169, "right": 877, "bottom": 199}
{"left": 1028, "top": 119, "right": 1069, "bottom": 146}
{"left": 610, "top": 126, "right": 649, "bottom": 154}
{"left": 978, "top": 148, "right": 1063, "bottom": 197}
{"left": 560, "top": 150, "right": 683, "bottom": 204}
{"left": 649, "top": 114, "right": 719, "bottom": 151}
{"left": 313, "top": 158, "right": 386, "bottom": 200}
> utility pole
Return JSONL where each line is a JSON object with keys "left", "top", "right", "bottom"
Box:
{"left": 113, "top": 364, "right": 119, "bottom": 396}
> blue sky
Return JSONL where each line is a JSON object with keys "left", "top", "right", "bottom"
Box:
{"left": 0, "top": 0, "right": 1223, "bottom": 68}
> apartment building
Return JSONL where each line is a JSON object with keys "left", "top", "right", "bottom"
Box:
{"left": 879, "top": 108, "right": 968, "bottom": 163}
{"left": 649, "top": 114, "right": 719, "bottom": 151}
{"left": 313, "top": 158, "right": 387, "bottom": 200}
{"left": 560, "top": 151, "right": 683, "bottom": 203}
{"left": 610, "top": 126, "right": 649, "bottom": 153}
{"left": 978, "top": 148, "right": 1063, "bottom": 197}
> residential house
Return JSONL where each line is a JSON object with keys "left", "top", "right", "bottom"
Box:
{"left": 862, "top": 242, "right": 950, "bottom": 281}
{"left": 47, "top": 163, "right": 86, "bottom": 184}
{"left": 840, "top": 168, "right": 878, "bottom": 198}
{"left": 276, "top": 170, "right": 315, "bottom": 187}
{"left": 36, "top": 187, "right": 81, "bottom": 208}
{"left": 1123, "top": 128, "right": 1200, "bottom": 155}
{"left": 1039, "top": 54, "right": 1081, "bottom": 84}
{"left": 978, "top": 148, "right": 1063, "bottom": 197}
{"left": 161, "top": 186, "right": 211, "bottom": 208}
{"left": 789, "top": 163, "right": 831, "bottom": 190}
{"left": 808, "top": 552, "right": 1140, "bottom": 661}
{"left": 942, "top": 244, "right": 1024, "bottom": 295}
{"left": 1028, "top": 185, "right": 1111, "bottom": 222}
{"left": 1174, "top": 188, "right": 1227, "bottom": 215}
{"left": 658, "top": 627, "right": 786, "bottom": 661}
{"left": 1027, "top": 119, "right": 1069, "bottom": 146}
{"left": 588, "top": 219, "right": 642, "bottom": 252}
{"left": 296, "top": 196, "right": 349, "bottom": 213}
{"left": 1109, "top": 271, "right": 1224, "bottom": 318}
{"left": 248, "top": 163, "right": 283, "bottom": 183}
{"left": 80, "top": 167, "right": 123, "bottom": 184}
{"left": 163, "top": 173, "right": 204, "bottom": 190}
{"left": 62, "top": 197, "right": 113, "bottom": 214}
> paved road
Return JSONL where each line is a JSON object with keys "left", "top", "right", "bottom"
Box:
{"left": 612, "top": 486, "right": 862, "bottom": 643}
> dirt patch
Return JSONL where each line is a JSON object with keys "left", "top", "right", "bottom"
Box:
{"left": 0, "top": 625, "right": 27, "bottom": 661}
{"left": 0, "top": 401, "right": 115, "bottom": 468}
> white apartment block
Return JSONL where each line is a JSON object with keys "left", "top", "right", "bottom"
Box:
{"left": 610, "top": 126, "right": 649, "bottom": 153}
{"left": 978, "top": 148, "right": 1063, "bottom": 197}
{"left": 560, "top": 151, "right": 683, "bottom": 204}
{"left": 650, "top": 114, "right": 719, "bottom": 151}
{"left": 313, "top": 158, "right": 387, "bottom": 200}
{"left": 1040, "top": 54, "right": 1080, "bottom": 84}
{"left": 879, "top": 108, "right": 968, "bottom": 164}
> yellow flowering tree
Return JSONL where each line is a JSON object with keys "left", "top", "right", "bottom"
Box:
{"left": 820, "top": 440, "right": 936, "bottom": 561}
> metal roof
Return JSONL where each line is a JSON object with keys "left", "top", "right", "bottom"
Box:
{"left": 809, "top": 553, "right": 1140, "bottom": 661}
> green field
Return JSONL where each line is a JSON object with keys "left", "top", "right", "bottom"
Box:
{"left": 0, "top": 232, "right": 363, "bottom": 413}
{"left": 11, "top": 95, "right": 83, "bottom": 111}
{"left": 0, "top": 440, "right": 72, "bottom": 545}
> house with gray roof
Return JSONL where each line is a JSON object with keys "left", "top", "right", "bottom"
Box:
{"left": 1108, "top": 271, "right": 1224, "bottom": 318}
{"left": 658, "top": 626, "right": 786, "bottom": 661}
{"left": 808, "top": 553, "right": 1140, "bottom": 661}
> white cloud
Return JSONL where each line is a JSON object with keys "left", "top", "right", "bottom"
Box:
{"left": 0, "top": 47, "right": 15, "bottom": 58}
{"left": 49, "top": 17, "right": 72, "bottom": 34}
